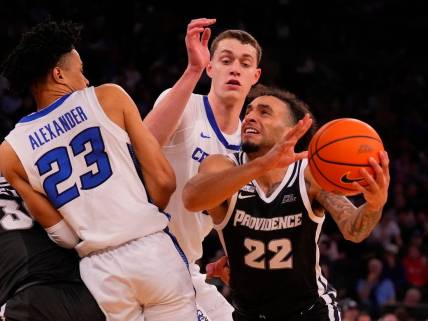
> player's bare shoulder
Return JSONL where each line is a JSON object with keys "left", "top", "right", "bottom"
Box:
{"left": 94, "top": 83, "right": 132, "bottom": 130}
{"left": 94, "top": 83, "right": 128, "bottom": 107}
{"left": 199, "top": 153, "right": 237, "bottom": 174}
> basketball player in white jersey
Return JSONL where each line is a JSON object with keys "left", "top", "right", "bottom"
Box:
{"left": 182, "top": 85, "right": 390, "bottom": 321}
{"left": 0, "top": 21, "right": 196, "bottom": 321}
{"left": 144, "top": 18, "right": 262, "bottom": 320}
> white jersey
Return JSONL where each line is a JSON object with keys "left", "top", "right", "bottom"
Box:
{"left": 155, "top": 90, "right": 241, "bottom": 263}
{"left": 6, "top": 87, "right": 169, "bottom": 257}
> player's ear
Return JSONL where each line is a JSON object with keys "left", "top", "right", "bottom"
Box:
{"left": 252, "top": 68, "right": 261, "bottom": 85}
{"left": 206, "top": 62, "right": 213, "bottom": 79}
{"left": 52, "top": 66, "right": 65, "bottom": 84}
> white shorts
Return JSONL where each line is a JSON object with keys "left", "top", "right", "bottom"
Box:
{"left": 80, "top": 231, "right": 197, "bottom": 321}
{"left": 190, "top": 263, "right": 234, "bottom": 321}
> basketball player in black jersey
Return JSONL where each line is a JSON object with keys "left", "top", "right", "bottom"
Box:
{"left": 183, "top": 85, "right": 390, "bottom": 321}
{"left": 0, "top": 176, "right": 105, "bottom": 321}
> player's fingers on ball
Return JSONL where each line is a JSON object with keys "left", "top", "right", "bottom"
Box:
{"left": 381, "top": 151, "right": 391, "bottom": 182}
{"left": 372, "top": 156, "right": 388, "bottom": 188}
{"left": 368, "top": 157, "right": 383, "bottom": 182}
{"left": 360, "top": 168, "right": 378, "bottom": 191}
{"left": 352, "top": 181, "right": 367, "bottom": 195}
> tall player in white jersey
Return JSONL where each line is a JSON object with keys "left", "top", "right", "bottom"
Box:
{"left": 144, "top": 18, "right": 262, "bottom": 320}
{"left": 0, "top": 21, "right": 196, "bottom": 321}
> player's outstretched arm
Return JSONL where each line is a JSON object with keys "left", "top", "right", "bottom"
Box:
{"left": 143, "top": 18, "right": 216, "bottom": 146}
{"left": 313, "top": 151, "right": 390, "bottom": 242}
{"left": 183, "top": 115, "right": 312, "bottom": 217}
{"left": 96, "top": 84, "right": 176, "bottom": 209}
{"left": 183, "top": 154, "right": 264, "bottom": 217}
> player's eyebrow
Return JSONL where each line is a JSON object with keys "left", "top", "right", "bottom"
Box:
{"left": 257, "top": 104, "right": 273, "bottom": 113}
{"left": 219, "top": 49, "right": 255, "bottom": 61}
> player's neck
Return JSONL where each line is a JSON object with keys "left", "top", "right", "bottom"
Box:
{"left": 207, "top": 92, "right": 242, "bottom": 134}
{"left": 256, "top": 167, "right": 288, "bottom": 197}
{"left": 33, "top": 85, "right": 72, "bottom": 111}
{"left": 247, "top": 151, "right": 288, "bottom": 195}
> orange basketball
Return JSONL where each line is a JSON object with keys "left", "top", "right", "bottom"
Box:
{"left": 308, "top": 118, "right": 384, "bottom": 196}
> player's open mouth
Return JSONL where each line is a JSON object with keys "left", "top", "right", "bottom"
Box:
{"left": 243, "top": 127, "right": 260, "bottom": 134}
{"left": 226, "top": 79, "right": 241, "bottom": 86}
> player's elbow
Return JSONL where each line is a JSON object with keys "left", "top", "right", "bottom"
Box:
{"left": 158, "top": 171, "right": 177, "bottom": 197}
{"left": 344, "top": 233, "right": 366, "bottom": 243}
{"left": 182, "top": 185, "right": 201, "bottom": 212}
{"left": 149, "top": 180, "right": 176, "bottom": 210}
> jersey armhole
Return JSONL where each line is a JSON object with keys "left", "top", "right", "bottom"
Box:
{"left": 213, "top": 192, "right": 238, "bottom": 231}
{"left": 299, "top": 159, "right": 324, "bottom": 224}
{"left": 2, "top": 138, "right": 43, "bottom": 194}
{"left": 86, "top": 87, "right": 130, "bottom": 143}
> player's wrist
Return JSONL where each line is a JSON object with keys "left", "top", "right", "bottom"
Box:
{"left": 185, "top": 64, "right": 205, "bottom": 75}
{"left": 363, "top": 203, "right": 382, "bottom": 214}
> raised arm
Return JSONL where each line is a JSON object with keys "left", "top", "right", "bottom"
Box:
{"left": 96, "top": 84, "right": 176, "bottom": 209}
{"left": 313, "top": 151, "right": 390, "bottom": 243}
{"left": 183, "top": 154, "right": 264, "bottom": 215}
{"left": 143, "top": 18, "right": 215, "bottom": 146}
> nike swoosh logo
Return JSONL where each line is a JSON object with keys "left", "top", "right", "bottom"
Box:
{"left": 238, "top": 193, "right": 255, "bottom": 199}
{"left": 340, "top": 173, "right": 365, "bottom": 184}
{"left": 200, "top": 132, "right": 211, "bottom": 138}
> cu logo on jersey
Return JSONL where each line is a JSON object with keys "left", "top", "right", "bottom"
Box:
{"left": 192, "top": 147, "right": 209, "bottom": 163}
{"left": 197, "top": 309, "right": 210, "bottom": 321}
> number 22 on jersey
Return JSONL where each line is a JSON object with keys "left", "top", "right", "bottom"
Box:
{"left": 244, "top": 237, "right": 293, "bottom": 270}
{"left": 35, "top": 127, "right": 113, "bottom": 208}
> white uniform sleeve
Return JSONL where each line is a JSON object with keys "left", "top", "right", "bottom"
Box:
{"left": 45, "top": 219, "right": 79, "bottom": 249}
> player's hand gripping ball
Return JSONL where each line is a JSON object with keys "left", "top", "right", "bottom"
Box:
{"left": 308, "top": 118, "right": 384, "bottom": 196}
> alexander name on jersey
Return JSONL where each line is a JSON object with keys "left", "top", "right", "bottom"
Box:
{"left": 28, "top": 106, "right": 88, "bottom": 150}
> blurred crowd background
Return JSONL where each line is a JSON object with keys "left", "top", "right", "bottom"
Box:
{"left": 0, "top": 1, "right": 427, "bottom": 320}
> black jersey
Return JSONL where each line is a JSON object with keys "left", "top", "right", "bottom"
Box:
{"left": 215, "top": 152, "right": 339, "bottom": 319}
{"left": 0, "top": 177, "right": 80, "bottom": 306}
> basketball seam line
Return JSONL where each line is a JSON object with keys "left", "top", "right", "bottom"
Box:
{"left": 311, "top": 135, "right": 381, "bottom": 166}
{"left": 310, "top": 155, "right": 357, "bottom": 192}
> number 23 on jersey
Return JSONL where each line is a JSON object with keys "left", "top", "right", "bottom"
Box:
{"left": 35, "top": 127, "right": 113, "bottom": 208}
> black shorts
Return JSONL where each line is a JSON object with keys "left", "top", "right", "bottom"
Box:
{"left": 232, "top": 297, "right": 341, "bottom": 321}
{"left": 4, "top": 282, "right": 105, "bottom": 321}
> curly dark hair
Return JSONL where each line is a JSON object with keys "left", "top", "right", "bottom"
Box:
{"left": 1, "top": 20, "right": 82, "bottom": 93}
{"left": 247, "top": 84, "right": 317, "bottom": 152}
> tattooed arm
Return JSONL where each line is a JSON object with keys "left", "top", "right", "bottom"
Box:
{"left": 307, "top": 151, "right": 390, "bottom": 243}
{"left": 317, "top": 191, "right": 382, "bottom": 242}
